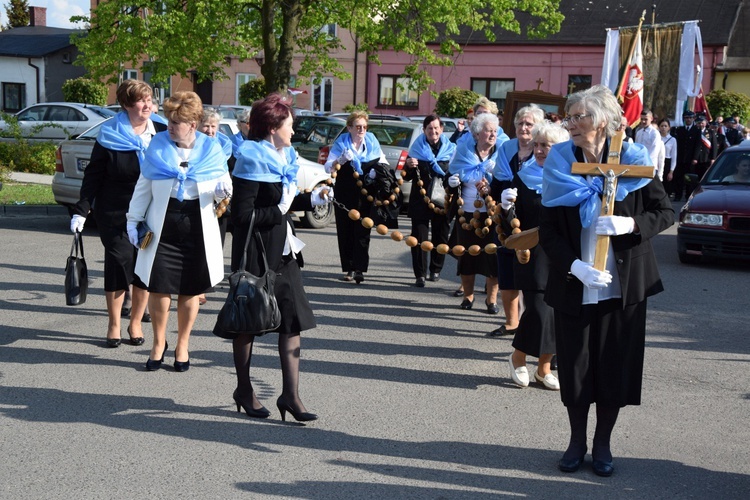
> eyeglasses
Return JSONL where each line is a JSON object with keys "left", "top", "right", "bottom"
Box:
{"left": 351, "top": 124, "right": 367, "bottom": 130}
{"left": 562, "top": 113, "right": 591, "bottom": 126}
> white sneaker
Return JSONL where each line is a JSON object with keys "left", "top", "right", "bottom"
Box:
{"left": 509, "top": 356, "right": 529, "bottom": 387}
{"left": 534, "top": 370, "right": 560, "bottom": 390}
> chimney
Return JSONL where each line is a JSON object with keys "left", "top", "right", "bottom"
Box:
{"left": 29, "top": 6, "right": 47, "bottom": 27}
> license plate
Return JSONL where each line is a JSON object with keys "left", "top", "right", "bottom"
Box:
{"left": 76, "top": 158, "right": 89, "bottom": 172}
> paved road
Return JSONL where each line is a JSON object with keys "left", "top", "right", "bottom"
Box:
{"left": 0, "top": 207, "right": 748, "bottom": 499}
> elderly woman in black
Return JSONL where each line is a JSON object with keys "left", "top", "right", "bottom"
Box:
{"left": 70, "top": 79, "right": 166, "bottom": 347}
{"left": 230, "top": 93, "right": 331, "bottom": 421}
{"left": 403, "top": 114, "right": 456, "bottom": 286}
{"left": 540, "top": 85, "right": 673, "bottom": 476}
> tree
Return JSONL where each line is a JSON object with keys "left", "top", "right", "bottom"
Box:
{"left": 4, "top": 0, "right": 29, "bottom": 29}
{"left": 706, "top": 89, "right": 750, "bottom": 125}
{"left": 72, "top": 0, "right": 564, "bottom": 96}
{"left": 434, "top": 87, "right": 481, "bottom": 118}
{"left": 238, "top": 78, "right": 267, "bottom": 105}
{"left": 62, "top": 78, "right": 109, "bottom": 106}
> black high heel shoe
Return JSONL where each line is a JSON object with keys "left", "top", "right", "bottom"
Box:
{"left": 233, "top": 389, "right": 270, "bottom": 419}
{"left": 106, "top": 337, "right": 122, "bottom": 348}
{"left": 127, "top": 326, "right": 145, "bottom": 346}
{"left": 146, "top": 342, "right": 168, "bottom": 371}
{"left": 558, "top": 447, "right": 587, "bottom": 473}
{"left": 173, "top": 358, "right": 190, "bottom": 372}
{"left": 276, "top": 397, "right": 318, "bottom": 422}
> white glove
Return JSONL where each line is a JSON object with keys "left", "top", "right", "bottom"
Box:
{"left": 368, "top": 168, "right": 377, "bottom": 179}
{"left": 278, "top": 183, "right": 296, "bottom": 215}
{"left": 570, "top": 259, "right": 612, "bottom": 289}
{"left": 501, "top": 188, "right": 518, "bottom": 211}
{"left": 126, "top": 221, "right": 139, "bottom": 247}
{"left": 214, "top": 180, "right": 233, "bottom": 200}
{"left": 70, "top": 214, "right": 86, "bottom": 233}
{"left": 448, "top": 173, "right": 461, "bottom": 188}
{"left": 595, "top": 215, "right": 635, "bottom": 236}
{"left": 311, "top": 185, "right": 333, "bottom": 207}
{"left": 338, "top": 149, "right": 354, "bottom": 164}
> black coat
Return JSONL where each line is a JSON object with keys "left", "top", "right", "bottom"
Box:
{"left": 694, "top": 128, "right": 718, "bottom": 163}
{"left": 673, "top": 125, "right": 701, "bottom": 166}
{"left": 539, "top": 148, "right": 674, "bottom": 315}
{"left": 230, "top": 177, "right": 313, "bottom": 274}
{"left": 403, "top": 157, "right": 449, "bottom": 220}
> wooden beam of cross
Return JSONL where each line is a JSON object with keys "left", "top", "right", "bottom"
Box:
{"left": 570, "top": 131, "right": 655, "bottom": 271}
{"left": 536, "top": 78, "right": 544, "bottom": 90}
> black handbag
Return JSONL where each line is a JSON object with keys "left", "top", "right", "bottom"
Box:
{"left": 213, "top": 212, "right": 282, "bottom": 338}
{"left": 64, "top": 231, "right": 88, "bottom": 306}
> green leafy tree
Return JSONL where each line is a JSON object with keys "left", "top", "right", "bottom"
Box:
{"left": 3, "top": 0, "right": 29, "bottom": 29}
{"left": 706, "top": 89, "right": 750, "bottom": 124}
{"left": 342, "top": 103, "right": 369, "bottom": 113}
{"left": 434, "top": 87, "right": 481, "bottom": 118}
{"left": 62, "top": 77, "right": 108, "bottom": 105}
{"left": 72, "top": 0, "right": 564, "bottom": 95}
{"left": 238, "top": 78, "right": 268, "bottom": 105}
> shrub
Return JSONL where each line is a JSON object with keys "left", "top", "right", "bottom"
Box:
{"left": 434, "top": 87, "right": 481, "bottom": 118}
{"left": 62, "top": 77, "right": 108, "bottom": 106}
{"left": 239, "top": 79, "right": 267, "bottom": 105}
{"left": 343, "top": 103, "right": 370, "bottom": 113}
{"left": 0, "top": 141, "right": 56, "bottom": 175}
{"left": 706, "top": 89, "right": 750, "bottom": 124}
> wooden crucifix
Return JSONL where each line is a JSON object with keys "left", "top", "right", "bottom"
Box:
{"left": 571, "top": 131, "right": 655, "bottom": 271}
{"left": 536, "top": 78, "right": 544, "bottom": 90}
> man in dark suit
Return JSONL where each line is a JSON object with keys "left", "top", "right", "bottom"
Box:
{"left": 724, "top": 117, "right": 743, "bottom": 146}
{"left": 690, "top": 115, "right": 717, "bottom": 195}
{"left": 672, "top": 110, "right": 701, "bottom": 201}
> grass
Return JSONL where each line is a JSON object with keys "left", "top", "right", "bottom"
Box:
{"left": 0, "top": 182, "right": 56, "bottom": 205}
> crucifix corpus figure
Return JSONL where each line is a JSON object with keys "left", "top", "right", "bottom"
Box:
{"left": 571, "top": 131, "right": 655, "bottom": 270}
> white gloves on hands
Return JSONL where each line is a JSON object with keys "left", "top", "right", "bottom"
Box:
{"left": 70, "top": 214, "right": 86, "bottom": 233}
{"left": 595, "top": 215, "right": 635, "bottom": 236}
{"left": 338, "top": 149, "right": 354, "bottom": 164}
{"left": 278, "top": 183, "right": 296, "bottom": 215}
{"left": 501, "top": 188, "right": 518, "bottom": 211}
{"left": 126, "top": 221, "right": 139, "bottom": 247}
{"left": 214, "top": 180, "right": 233, "bottom": 200}
{"left": 311, "top": 185, "right": 333, "bottom": 207}
{"left": 368, "top": 168, "right": 377, "bottom": 180}
{"left": 570, "top": 259, "right": 612, "bottom": 289}
{"left": 448, "top": 173, "right": 461, "bottom": 188}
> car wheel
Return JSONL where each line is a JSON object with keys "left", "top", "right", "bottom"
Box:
{"left": 303, "top": 199, "right": 334, "bottom": 229}
{"left": 678, "top": 251, "right": 701, "bottom": 264}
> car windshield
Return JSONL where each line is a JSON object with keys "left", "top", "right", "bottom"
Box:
{"left": 703, "top": 151, "right": 750, "bottom": 185}
{"left": 77, "top": 119, "right": 109, "bottom": 140}
{"left": 367, "top": 124, "right": 415, "bottom": 147}
{"left": 89, "top": 106, "right": 117, "bottom": 118}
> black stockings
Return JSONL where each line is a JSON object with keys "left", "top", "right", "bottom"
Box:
{"left": 232, "top": 335, "right": 264, "bottom": 410}
{"left": 563, "top": 406, "right": 590, "bottom": 461}
{"left": 563, "top": 405, "right": 620, "bottom": 461}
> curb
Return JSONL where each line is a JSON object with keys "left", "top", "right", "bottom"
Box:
{"left": 1, "top": 205, "right": 68, "bottom": 217}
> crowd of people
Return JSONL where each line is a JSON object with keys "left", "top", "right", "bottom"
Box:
{"left": 71, "top": 81, "right": 676, "bottom": 476}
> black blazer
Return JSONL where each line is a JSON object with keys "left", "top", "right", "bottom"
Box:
{"left": 539, "top": 148, "right": 674, "bottom": 314}
{"left": 74, "top": 122, "right": 168, "bottom": 225}
{"left": 230, "top": 177, "right": 313, "bottom": 274}
{"left": 674, "top": 125, "right": 701, "bottom": 166}
{"left": 694, "top": 128, "right": 718, "bottom": 163}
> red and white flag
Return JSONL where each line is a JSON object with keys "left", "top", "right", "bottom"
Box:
{"left": 619, "top": 29, "right": 644, "bottom": 127}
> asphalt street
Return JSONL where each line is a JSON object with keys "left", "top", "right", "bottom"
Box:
{"left": 0, "top": 205, "right": 748, "bottom": 499}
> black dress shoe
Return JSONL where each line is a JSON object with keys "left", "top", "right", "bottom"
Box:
{"left": 592, "top": 460, "right": 614, "bottom": 477}
{"left": 453, "top": 286, "right": 464, "bottom": 297}
{"left": 558, "top": 455, "right": 585, "bottom": 473}
{"left": 415, "top": 277, "right": 426, "bottom": 287}
{"left": 127, "top": 326, "right": 145, "bottom": 346}
{"left": 353, "top": 271, "right": 364, "bottom": 284}
{"left": 460, "top": 297, "right": 474, "bottom": 310}
{"left": 233, "top": 390, "right": 270, "bottom": 419}
{"left": 146, "top": 342, "right": 168, "bottom": 371}
{"left": 106, "top": 337, "right": 122, "bottom": 348}
{"left": 276, "top": 397, "right": 317, "bottom": 422}
{"left": 174, "top": 359, "right": 190, "bottom": 372}
{"left": 120, "top": 306, "right": 131, "bottom": 318}
{"left": 488, "top": 325, "right": 517, "bottom": 337}
{"left": 142, "top": 313, "right": 152, "bottom": 323}
{"left": 485, "top": 300, "right": 500, "bottom": 314}
{"left": 428, "top": 272, "right": 440, "bottom": 282}
{"left": 550, "top": 354, "right": 558, "bottom": 371}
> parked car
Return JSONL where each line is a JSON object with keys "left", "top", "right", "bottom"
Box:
{"left": 408, "top": 116, "right": 460, "bottom": 140}
{"left": 52, "top": 118, "right": 334, "bottom": 228}
{"left": 327, "top": 112, "right": 411, "bottom": 122}
{"left": 295, "top": 118, "right": 346, "bottom": 162}
{"left": 292, "top": 115, "right": 333, "bottom": 144}
{"left": 0, "top": 102, "right": 116, "bottom": 142}
{"left": 677, "top": 142, "right": 750, "bottom": 263}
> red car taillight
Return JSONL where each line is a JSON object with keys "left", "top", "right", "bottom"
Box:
{"left": 55, "top": 146, "right": 64, "bottom": 173}
{"left": 396, "top": 150, "right": 408, "bottom": 170}
{"left": 317, "top": 146, "right": 330, "bottom": 165}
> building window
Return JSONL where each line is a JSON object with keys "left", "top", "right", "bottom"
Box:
{"left": 122, "top": 69, "right": 138, "bottom": 81}
{"left": 236, "top": 73, "right": 257, "bottom": 104}
{"left": 312, "top": 77, "right": 333, "bottom": 113}
{"left": 471, "top": 78, "right": 514, "bottom": 110}
{"left": 377, "top": 76, "right": 418, "bottom": 108}
{"left": 567, "top": 75, "right": 592, "bottom": 95}
{"left": 321, "top": 24, "right": 336, "bottom": 37}
{"left": 2, "top": 83, "right": 26, "bottom": 113}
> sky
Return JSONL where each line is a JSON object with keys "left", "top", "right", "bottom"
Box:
{"left": 1, "top": 0, "right": 89, "bottom": 29}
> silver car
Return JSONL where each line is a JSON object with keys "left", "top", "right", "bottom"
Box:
{"left": 52, "top": 118, "right": 334, "bottom": 228}
{"left": 0, "top": 102, "right": 115, "bottom": 142}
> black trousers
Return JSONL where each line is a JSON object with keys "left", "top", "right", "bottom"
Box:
{"left": 672, "top": 162, "right": 691, "bottom": 200}
{"left": 554, "top": 298, "right": 647, "bottom": 408}
{"left": 409, "top": 213, "right": 449, "bottom": 278}
{"left": 334, "top": 207, "right": 372, "bottom": 273}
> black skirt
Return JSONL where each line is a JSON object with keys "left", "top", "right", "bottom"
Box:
{"left": 456, "top": 214, "right": 497, "bottom": 277}
{"left": 141, "top": 198, "right": 211, "bottom": 296}
{"left": 273, "top": 255, "right": 316, "bottom": 334}
{"left": 97, "top": 218, "right": 138, "bottom": 292}
{"left": 512, "top": 290, "right": 556, "bottom": 358}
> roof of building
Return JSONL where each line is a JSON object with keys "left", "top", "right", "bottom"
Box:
{"left": 719, "top": 0, "right": 750, "bottom": 69}
{"left": 0, "top": 26, "right": 82, "bottom": 57}
{"left": 448, "top": 0, "right": 742, "bottom": 47}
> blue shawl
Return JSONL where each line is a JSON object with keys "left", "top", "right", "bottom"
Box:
{"left": 233, "top": 140, "right": 299, "bottom": 187}
{"left": 140, "top": 131, "right": 228, "bottom": 201}
{"left": 230, "top": 131, "right": 246, "bottom": 156}
{"left": 542, "top": 139, "right": 653, "bottom": 227}
{"left": 96, "top": 112, "right": 149, "bottom": 162}
{"left": 450, "top": 136, "right": 511, "bottom": 184}
{"left": 517, "top": 156, "right": 544, "bottom": 194}
{"left": 407, "top": 134, "right": 456, "bottom": 176}
{"left": 329, "top": 132, "right": 383, "bottom": 175}
{"left": 216, "top": 132, "right": 233, "bottom": 159}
